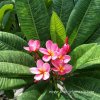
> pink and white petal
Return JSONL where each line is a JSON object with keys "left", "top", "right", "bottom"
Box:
{"left": 63, "top": 44, "right": 70, "bottom": 54}
{"left": 60, "top": 48, "right": 66, "bottom": 55}
{"left": 33, "top": 40, "right": 40, "bottom": 50}
{"left": 39, "top": 48, "right": 49, "bottom": 55}
{"left": 64, "top": 64, "right": 72, "bottom": 73}
{"left": 58, "top": 48, "right": 63, "bottom": 55}
{"left": 42, "top": 55, "right": 51, "bottom": 62}
{"left": 64, "top": 55, "right": 71, "bottom": 63}
{"left": 43, "top": 63, "right": 50, "bottom": 72}
{"left": 29, "top": 46, "right": 35, "bottom": 51}
{"left": 52, "top": 51, "right": 58, "bottom": 60}
{"left": 34, "top": 74, "right": 43, "bottom": 81}
{"left": 37, "top": 59, "right": 44, "bottom": 68}
{"left": 51, "top": 43, "right": 58, "bottom": 51}
{"left": 52, "top": 55, "right": 57, "bottom": 60}
{"left": 35, "top": 40, "right": 40, "bottom": 49}
{"left": 46, "top": 40, "right": 53, "bottom": 50}
{"left": 52, "top": 67, "right": 58, "bottom": 72}
{"left": 28, "top": 40, "right": 34, "bottom": 46}
{"left": 30, "top": 67, "right": 41, "bottom": 74}
{"left": 23, "top": 47, "right": 30, "bottom": 51}
{"left": 43, "top": 72, "right": 50, "bottom": 80}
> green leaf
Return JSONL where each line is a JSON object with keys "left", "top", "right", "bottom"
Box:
{"left": 64, "top": 77, "right": 100, "bottom": 100}
{"left": 0, "top": 50, "right": 35, "bottom": 67}
{"left": 74, "top": 0, "right": 78, "bottom": 4}
{"left": 1, "top": 10, "right": 11, "bottom": 30}
{"left": 52, "top": 0, "right": 74, "bottom": 27}
{"left": 15, "top": 0, "right": 50, "bottom": 42}
{"left": 66, "top": 0, "right": 100, "bottom": 47}
{"left": 66, "top": 0, "right": 91, "bottom": 34}
{"left": 18, "top": 83, "right": 58, "bottom": 100}
{"left": 17, "top": 84, "right": 41, "bottom": 100}
{"left": 0, "top": 31, "right": 27, "bottom": 50}
{"left": 59, "top": 94, "right": 69, "bottom": 100}
{"left": 15, "top": 0, "right": 39, "bottom": 40}
{"left": 0, "top": 50, "right": 35, "bottom": 90}
{"left": 38, "top": 88, "right": 57, "bottom": 100}
{"left": 68, "top": 28, "right": 77, "bottom": 45}
{"left": 0, "top": 62, "right": 32, "bottom": 77}
{"left": 70, "top": 43, "right": 100, "bottom": 70}
{"left": 86, "top": 26, "right": 100, "bottom": 44}
{"left": 74, "top": 70, "right": 100, "bottom": 79}
{"left": 78, "top": 45, "right": 100, "bottom": 69}
{"left": 44, "top": 0, "right": 52, "bottom": 8}
{"left": 0, "top": 0, "right": 13, "bottom": 8}
{"left": 0, "top": 4, "right": 13, "bottom": 27}
{"left": 50, "top": 11, "right": 66, "bottom": 47}
{"left": 0, "top": 76, "right": 33, "bottom": 90}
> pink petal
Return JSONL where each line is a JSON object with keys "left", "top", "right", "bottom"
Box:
{"left": 51, "top": 43, "right": 58, "bottom": 51}
{"left": 42, "top": 55, "right": 51, "bottom": 62}
{"left": 52, "top": 67, "right": 58, "bottom": 72}
{"left": 64, "top": 55, "right": 71, "bottom": 63}
{"left": 30, "top": 67, "right": 41, "bottom": 74}
{"left": 43, "top": 63, "right": 50, "bottom": 72}
{"left": 43, "top": 72, "right": 50, "bottom": 80}
{"left": 23, "top": 47, "right": 30, "bottom": 51}
{"left": 28, "top": 40, "right": 34, "bottom": 46}
{"left": 63, "top": 44, "right": 70, "bottom": 54}
{"left": 39, "top": 48, "right": 49, "bottom": 55}
{"left": 52, "top": 55, "right": 57, "bottom": 60}
{"left": 33, "top": 40, "right": 40, "bottom": 51}
{"left": 59, "top": 48, "right": 66, "bottom": 55}
{"left": 52, "top": 52, "right": 58, "bottom": 60}
{"left": 37, "top": 60, "right": 44, "bottom": 68}
{"left": 64, "top": 64, "right": 72, "bottom": 73}
{"left": 46, "top": 40, "right": 53, "bottom": 50}
{"left": 34, "top": 74, "right": 43, "bottom": 81}
{"left": 51, "top": 59, "right": 60, "bottom": 68}
{"left": 29, "top": 46, "right": 35, "bottom": 51}
{"left": 58, "top": 71, "right": 66, "bottom": 75}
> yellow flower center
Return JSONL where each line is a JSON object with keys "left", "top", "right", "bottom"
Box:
{"left": 59, "top": 55, "right": 64, "bottom": 60}
{"left": 59, "top": 66, "right": 65, "bottom": 72}
{"left": 48, "top": 50, "right": 54, "bottom": 56}
{"left": 39, "top": 68, "right": 46, "bottom": 74}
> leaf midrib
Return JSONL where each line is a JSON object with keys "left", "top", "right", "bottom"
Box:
{"left": 0, "top": 40, "right": 16, "bottom": 50}
{"left": 0, "top": 62, "right": 32, "bottom": 76}
{"left": 26, "top": 0, "right": 40, "bottom": 40}
{"left": 74, "top": 91, "right": 100, "bottom": 98}
{"left": 73, "top": 0, "right": 92, "bottom": 43}
{"left": 74, "top": 44, "right": 96, "bottom": 67}
{"left": 59, "top": 0, "right": 63, "bottom": 18}
{"left": 76, "top": 0, "right": 92, "bottom": 31}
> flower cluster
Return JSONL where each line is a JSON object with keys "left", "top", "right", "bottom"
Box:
{"left": 24, "top": 38, "right": 72, "bottom": 82}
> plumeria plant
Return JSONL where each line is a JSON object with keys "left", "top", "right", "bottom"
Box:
{"left": 0, "top": 0, "right": 100, "bottom": 100}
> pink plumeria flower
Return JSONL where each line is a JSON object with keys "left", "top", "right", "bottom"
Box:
{"left": 24, "top": 39, "right": 40, "bottom": 52}
{"left": 62, "top": 44, "right": 70, "bottom": 54}
{"left": 63, "top": 37, "right": 71, "bottom": 54}
{"left": 39, "top": 40, "right": 58, "bottom": 62}
{"left": 57, "top": 48, "right": 71, "bottom": 63}
{"left": 52, "top": 60, "right": 72, "bottom": 75}
{"left": 30, "top": 60, "right": 50, "bottom": 81}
